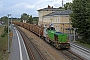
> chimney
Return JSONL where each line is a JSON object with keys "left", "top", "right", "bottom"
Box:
{"left": 48, "top": 5, "right": 50, "bottom": 8}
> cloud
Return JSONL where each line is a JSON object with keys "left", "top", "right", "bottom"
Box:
{"left": 25, "top": 4, "right": 35, "bottom": 9}
{"left": 0, "top": 1, "right": 5, "bottom": 17}
{"left": 34, "top": 0, "right": 56, "bottom": 10}
{"left": 0, "top": 0, "right": 72, "bottom": 17}
{"left": 34, "top": 0, "right": 72, "bottom": 10}
{"left": 5, "top": 3, "right": 36, "bottom": 17}
{"left": 10, "top": 3, "right": 35, "bottom": 9}
{"left": 0, "top": 1, "right": 3, "bottom": 13}
{"left": 7, "top": 1, "right": 39, "bottom": 10}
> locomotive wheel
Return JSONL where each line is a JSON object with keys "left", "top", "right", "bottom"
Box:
{"left": 45, "top": 38, "right": 47, "bottom": 41}
{"left": 53, "top": 43, "right": 56, "bottom": 47}
{"left": 51, "top": 41, "right": 54, "bottom": 46}
{"left": 55, "top": 43, "right": 60, "bottom": 49}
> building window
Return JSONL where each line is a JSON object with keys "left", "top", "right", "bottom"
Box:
{"left": 55, "top": 19, "right": 57, "bottom": 22}
{"left": 56, "top": 26, "right": 57, "bottom": 30}
{"left": 57, "top": 18, "right": 58, "bottom": 22}
{"left": 58, "top": 26, "right": 59, "bottom": 30}
{"left": 58, "top": 18, "right": 59, "bottom": 22}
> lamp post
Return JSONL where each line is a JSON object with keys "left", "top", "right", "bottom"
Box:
{"left": 50, "top": 19, "right": 52, "bottom": 24}
{"left": 73, "top": 28, "right": 78, "bottom": 42}
{"left": 7, "top": 14, "right": 11, "bottom": 53}
{"left": 62, "top": 23, "right": 64, "bottom": 33}
{"left": 50, "top": 16, "right": 52, "bottom": 25}
{"left": 11, "top": 17, "right": 13, "bottom": 30}
{"left": 62, "top": 15, "right": 64, "bottom": 33}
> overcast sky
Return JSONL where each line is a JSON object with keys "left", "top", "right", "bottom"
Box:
{"left": 0, "top": 0, "right": 72, "bottom": 18}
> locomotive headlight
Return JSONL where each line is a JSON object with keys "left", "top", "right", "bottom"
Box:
{"left": 67, "top": 40, "right": 70, "bottom": 43}
{"left": 67, "top": 40, "right": 69, "bottom": 43}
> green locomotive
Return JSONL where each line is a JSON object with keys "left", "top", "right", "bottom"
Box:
{"left": 44, "top": 27, "right": 70, "bottom": 49}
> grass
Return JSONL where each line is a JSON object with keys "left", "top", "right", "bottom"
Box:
{"left": 0, "top": 26, "right": 4, "bottom": 35}
{"left": 0, "top": 26, "right": 9, "bottom": 60}
{"left": 77, "top": 41, "right": 90, "bottom": 48}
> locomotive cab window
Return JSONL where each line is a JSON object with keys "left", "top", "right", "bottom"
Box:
{"left": 47, "top": 27, "right": 55, "bottom": 31}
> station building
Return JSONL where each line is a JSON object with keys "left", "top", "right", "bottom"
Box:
{"left": 37, "top": 5, "right": 72, "bottom": 34}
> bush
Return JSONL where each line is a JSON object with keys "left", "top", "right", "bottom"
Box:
{"left": 4, "top": 26, "right": 8, "bottom": 33}
{"left": 1, "top": 32, "right": 6, "bottom": 37}
{"left": 0, "top": 26, "right": 8, "bottom": 37}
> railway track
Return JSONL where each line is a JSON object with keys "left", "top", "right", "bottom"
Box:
{"left": 71, "top": 43, "right": 90, "bottom": 55}
{"left": 60, "top": 49, "right": 86, "bottom": 60}
{"left": 15, "top": 25, "right": 87, "bottom": 60}
{"left": 16, "top": 26, "right": 46, "bottom": 60}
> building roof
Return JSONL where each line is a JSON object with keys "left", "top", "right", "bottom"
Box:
{"left": 43, "top": 10, "right": 72, "bottom": 17}
{"left": 37, "top": 8, "right": 64, "bottom": 11}
{"left": 37, "top": 5, "right": 64, "bottom": 11}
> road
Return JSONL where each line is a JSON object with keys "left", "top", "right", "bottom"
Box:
{"left": 9, "top": 27, "right": 30, "bottom": 60}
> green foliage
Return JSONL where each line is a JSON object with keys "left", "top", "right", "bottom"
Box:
{"left": 1, "top": 26, "right": 8, "bottom": 37}
{"left": 70, "top": 0, "right": 90, "bottom": 44}
{"left": 20, "top": 13, "right": 33, "bottom": 24}
{"left": 33, "top": 17, "right": 38, "bottom": 25}
{"left": 58, "top": 2, "right": 72, "bottom": 10}
{"left": 26, "top": 15, "right": 33, "bottom": 24}
{"left": 21, "top": 13, "right": 29, "bottom": 22}
{"left": 0, "top": 16, "right": 8, "bottom": 25}
{"left": 58, "top": 7, "right": 64, "bottom": 9}
{"left": 1, "top": 32, "right": 6, "bottom": 37}
{"left": 4, "top": 26, "right": 8, "bottom": 33}
{"left": 64, "top": 2, "right": 72, "bottom": 10}
{"left": 13, "top": 18, "right": 21, "bottom": 22}
{"left": 0, "top": 26, "right": 8, "bottom": 60}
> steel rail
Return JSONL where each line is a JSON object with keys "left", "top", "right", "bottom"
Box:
{"left": 16, "top": 26, "right": 46, "bottom": 60}
{"left": 60, "top": 50, "right": 86, "bottom": 60}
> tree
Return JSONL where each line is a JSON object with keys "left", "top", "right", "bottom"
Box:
{"left": 58, "top": 2, "right": 72, "bottom": 10}
{"left": 64, "top": 2, "right": 72, "bottom": 10}
{"left": 0, "top": 16, "right": 8, "bottom": 25}
{"left": 70, "top": 0, "right": 90, "bottom": 44}
{"left": 33, "top": 17, "right": 39, "bottom": 25}
{"left": 26, "top": 15, "right": 33, "bottom": 24}
{"left": 58, "top": 7, "right": 64, "bottom": 9}
{"left": 20, "top": 13, "right": 29, "bottom": 22}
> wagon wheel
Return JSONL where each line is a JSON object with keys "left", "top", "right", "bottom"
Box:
{"left": 45, "top": 38, "right": 50, "bottom": 43}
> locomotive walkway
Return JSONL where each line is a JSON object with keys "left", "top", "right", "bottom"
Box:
{"left": 9, "top": 27, "right": 30, "bottom": 60}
